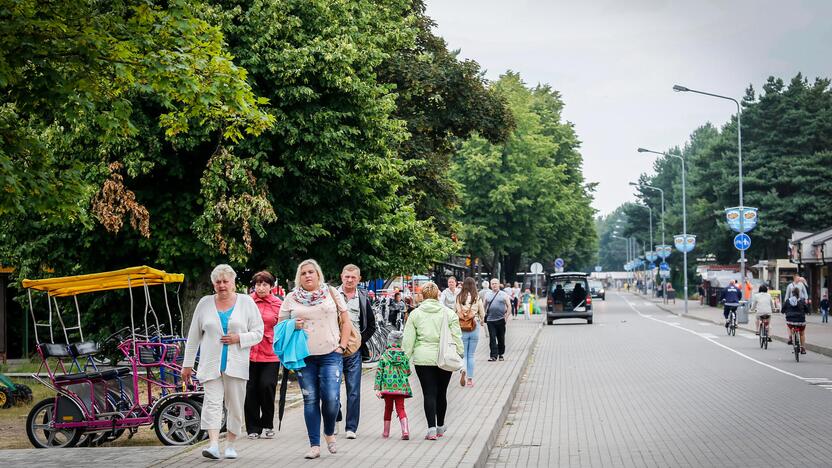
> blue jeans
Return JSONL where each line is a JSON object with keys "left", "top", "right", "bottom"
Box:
{"left": 822, "top": 308, "right": 829, "bottom": 323}
{"left": 461, "top": 327, "right": 480, "bottom": 378}
{"left": 296, "top": 352, "right": 342, "bottom": 446}
{"left": 341, "top": 351, "right": 362, "bottom": 432}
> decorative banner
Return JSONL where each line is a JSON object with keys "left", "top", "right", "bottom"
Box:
{"left": 674, "top": 234, "right": 696, "bottom": 253}
{"left": 645, "top": 251, "right": 658, "bottom": 262}
{"left": 656, "top": 244, "right": 672, "bottom": 259}
{"left": 725, "top": 206, "right": 758, "bottom": 233}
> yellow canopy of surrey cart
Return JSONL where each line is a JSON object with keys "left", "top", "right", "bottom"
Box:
{"left": 22, "top": 266, "right": 184, "bottom": 297}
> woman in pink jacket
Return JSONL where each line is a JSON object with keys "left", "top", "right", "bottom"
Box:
{"left": 245, "top": 270, "right": 283, "bottom": 439}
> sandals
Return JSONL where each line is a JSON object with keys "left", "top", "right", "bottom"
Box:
{"left": 304, "top": 446, "right": 321, "bottom": 459}
{"left": 324, "top": 435, "right": 337, "bottom": 454}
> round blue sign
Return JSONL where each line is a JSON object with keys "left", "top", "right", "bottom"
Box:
{"left": 555, "top": 258, "right": 564, "bottom": 268}
{"left": 733, "top": 233, "right": 751, "bottom": 251}
{"left": 659, "top": 262, "right": 670, "bottom": 271}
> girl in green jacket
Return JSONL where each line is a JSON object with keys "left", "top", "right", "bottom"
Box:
{"left": 374, "top": 330, "right": 412, "bottom": 439}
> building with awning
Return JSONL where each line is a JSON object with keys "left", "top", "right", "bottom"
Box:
{"left": 789, "top": 227, "right": 832, "bottom": 310}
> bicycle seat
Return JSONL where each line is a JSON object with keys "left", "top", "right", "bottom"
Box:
{"left": 99, "top": 367, "right": 132, "bottom": 379}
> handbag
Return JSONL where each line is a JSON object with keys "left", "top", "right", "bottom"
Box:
{"left": 457, "top": 300, "right": 477, "bottom": 332}
{"left": 330, "top": 287, "right": 362, "bottom": 357}
{"left": 438, "top": 310, "right": 463, "bottom": 372}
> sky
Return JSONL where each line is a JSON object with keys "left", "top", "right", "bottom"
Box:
{"left": 425, "top": 0, "right": 832, "bottom": 216}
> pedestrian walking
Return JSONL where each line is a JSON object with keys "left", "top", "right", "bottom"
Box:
{"left": 440, "top": 276, "right": 460, "bottom": 310}
{"left": 374, "top": 330, "right": 412, "bottom": 440}
{"left": 785, "top": 275, "right": 808, "bottom": 302}
{"left": 335, "top": 264, "right": 377, "bottom": 439}
{"left": 698, "top": 283, "right": 706, "bottom": 306}
{"left": 402, "top": 282, "right": 463, "bottom": 440}
{"left": 511, "top": 282, "right": 521, "bottom": 317}
{"left": 455, "top": 277, "right": 485, "bottom": 387}
{"left": 820, "top": 294, "right": 829, "bottom": 323}
{"left": 245, "top": 270, "right": 282, "bottom": 440}
{"left": 278, "top": 259, "right": 352, "bottom": 459}
{"left": 484, "top": 278, "right": 511, "bottom": 361}
{"left": 388, "top": 291, "right": 406, "bottom": 328}
{"left": 521, "top": 287, "right": 532, "bottom": 320}
{"left": 182, "top": 264, "right": 265, "bottom": 460}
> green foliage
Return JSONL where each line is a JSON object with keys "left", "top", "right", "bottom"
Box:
{"left": 0, "top": 0, "right": 274, "bottom": 219}
{"left": 377, "top": 0, "right": 514, "bottom": 235}
{"left": 451, "top": 72, "right": 596, "bottom": 279}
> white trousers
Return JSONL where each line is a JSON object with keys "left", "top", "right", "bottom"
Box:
{"left": 201, "top": 373, "right": 246, "bottom": 435}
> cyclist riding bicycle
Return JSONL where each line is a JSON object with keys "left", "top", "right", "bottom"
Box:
{"left": 783, "top": 288, "right": 808, "bottom": 355}
{"left": 721, "top": 279, "right": 742, "bottom": 329}
{"left": 750, "top": 284, "right": 774, "bottom": 342}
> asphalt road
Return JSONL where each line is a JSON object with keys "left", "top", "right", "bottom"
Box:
{"left": 488, "top": 291, "right": 832, "bottom": 467}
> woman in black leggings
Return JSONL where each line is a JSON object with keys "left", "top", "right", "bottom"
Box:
{"left": 402, "top": 282, "right": 463, "bottom": 440}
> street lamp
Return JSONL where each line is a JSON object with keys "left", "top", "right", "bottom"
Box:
{"left": 674, "top": 84, "right": 747, "bottom": 295}
{"left": 612, "top": 234, "right": 631, "bottom": 286}
{"left": 632, "top": 182, "right": 667, "bottom": 302}
{"left": 638, "top": 147, "right": 689, "bottom": 315}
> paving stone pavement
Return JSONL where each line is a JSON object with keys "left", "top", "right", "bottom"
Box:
{"left": 487, "top": 292, "right": 832, "bottom": 468}
{"left": 155, "top": 316, "right": 543, "bottom": 467}
{"left": 0, "top": 314, "right": 542, "bottom": 467}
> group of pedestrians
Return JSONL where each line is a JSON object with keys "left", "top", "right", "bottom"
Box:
{"left": 181, "top": 262, "right": 522, "bottom": 461}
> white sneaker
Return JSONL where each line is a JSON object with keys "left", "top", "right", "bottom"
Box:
{"left": 202, "top": 445, "right": 220, "bottom": 459}
{"left": 345, "top": 431, "right": 357, "bottom": 439}
{"left": 224, "top": 446, "right": 238, "bottom": 459}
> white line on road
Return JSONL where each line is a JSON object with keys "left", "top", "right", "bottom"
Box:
{"left": 624, "top": 300, "right": 813, "bottom": 382}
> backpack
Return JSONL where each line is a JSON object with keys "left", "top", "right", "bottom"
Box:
{"left": 457, "top": 297, "right": 479, "bottom": 332}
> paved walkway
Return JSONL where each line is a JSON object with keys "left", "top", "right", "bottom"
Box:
{"left": 628, "top": 291, "right": 832, "bottom": 357}
{"left": 157, "top": 317, "right": 543, "bottom": 467}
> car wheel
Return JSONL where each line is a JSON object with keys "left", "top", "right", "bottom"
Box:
{"left": 547, "top": 319, "right": 553, "bottom": 325}
{"left": 587, "top": 318, "right": 593, "bottom": 324}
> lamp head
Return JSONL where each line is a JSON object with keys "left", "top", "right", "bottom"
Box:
{"left": 628, "top": 182, "right": 639, "bottom": 186}
{"left": 637, "top": 147, "right": 649, "bottom": 153}
{"left": 673, "top": 85, "right": 690, "bottom": 92}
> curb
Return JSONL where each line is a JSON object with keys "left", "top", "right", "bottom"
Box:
{"left": 649, "top": 299, "right": 832, "bottom": 359}
{"left": 463, "top": 321, "right": 544, "bottom": 468}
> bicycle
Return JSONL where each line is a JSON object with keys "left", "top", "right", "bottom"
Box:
{"left": 788, "top": 325, "right": 804, "bottom": 362}
{"left": 725, "top": 307, "right": 737, "bottom": 336}
{"left": 758, "top": 318, "right": 769, "bottom": 349}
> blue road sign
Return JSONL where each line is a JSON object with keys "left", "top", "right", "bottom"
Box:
{"left": 734, "top": 233, "right": 751, "bottom": 251}
{"left": 594, "top": 266, "right": 602, "bottom": 272}
{"left": 555, "top": 258, "right": 564, "bottom": 268}
{"left": 659, "top": 262, "right": 670, "bottom": 271}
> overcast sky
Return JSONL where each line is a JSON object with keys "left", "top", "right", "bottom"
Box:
{"left": 425, "top": 0, "right": 832, "bottom": 216}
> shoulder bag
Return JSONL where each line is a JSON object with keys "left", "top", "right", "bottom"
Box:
{"left": 329, "top": 287, "right": 361, "bottom": 357}
{"left": 438, "top": 309, "right": 463, "bottom": 372}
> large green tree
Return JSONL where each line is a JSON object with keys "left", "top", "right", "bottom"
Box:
{"left": 451, "top": 72, "right": 596, "bottom": 280}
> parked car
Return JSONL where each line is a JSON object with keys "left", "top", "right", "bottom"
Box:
{"left": 546, "top": 272, "right": 593, "bottom": 325}
{"left": 588, "top": 280, "right": 605, "bottom": 300}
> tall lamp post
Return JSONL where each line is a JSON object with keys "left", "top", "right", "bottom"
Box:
{"left": 632, "top": 183, "right": 666, "bottom": 302}
{"left": 612, "top": 233, "right": 630, "bottom": 286}
{"left": 638, "top": 147, "right": 689, "bottom": 315}
{"left": 673, "top": 84, "right": 747, "bottom": 294}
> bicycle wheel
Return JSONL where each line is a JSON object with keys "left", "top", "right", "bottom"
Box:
{"left": 762, "top": 326, "right": 768, "bottom": 350}
{"left": 759, "top": 324, "right": 765, "bottom": 349}
{"left": 793, "top": 332, "right": 800, "bottom": 362}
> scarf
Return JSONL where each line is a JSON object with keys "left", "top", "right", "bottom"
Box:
{"left": 293, "top": 284, "right": 329, "bottom": 307}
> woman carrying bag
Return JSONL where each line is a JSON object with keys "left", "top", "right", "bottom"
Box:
{"left": 402, "top": 282, "right": 463, "bottom": 440}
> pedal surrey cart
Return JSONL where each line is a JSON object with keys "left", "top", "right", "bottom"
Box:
{"left": 22, "top": 266, "right": 206, "bottom": 448}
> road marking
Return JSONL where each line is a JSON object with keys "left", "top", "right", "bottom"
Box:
{"left": 738, "top": 333, "right": 757, "bottom": 340}
{"left": 624, "top": 300, "right": 812, "bottom": 382}
{"left": 698, "top": 333, "right": 720, "bottom": 339}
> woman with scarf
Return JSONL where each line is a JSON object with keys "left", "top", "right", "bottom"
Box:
{"left": 278, "top": 259, "right": 351, "bottom": 459}
{"left": 245, "top": 270, "right": 282, "bottom": 440}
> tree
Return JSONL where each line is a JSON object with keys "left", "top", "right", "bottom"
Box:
{"left": 0, "top": 0, "right": 274, "bottom": 221}
{"left": 376, "top": 0, "right": 514, "bottom": 236}
{"left": 451, "top": 72, "right": 596, "bottom": 280}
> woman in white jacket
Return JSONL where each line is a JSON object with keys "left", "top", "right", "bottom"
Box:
{"left": 182, "top": 264, "right": 264, "bottom": 460}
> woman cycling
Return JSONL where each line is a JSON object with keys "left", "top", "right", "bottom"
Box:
{"left": 783, "top": 288, "right": 808, "bottom": 355}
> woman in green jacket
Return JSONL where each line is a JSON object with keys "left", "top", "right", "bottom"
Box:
{"left": 402, "top": 282, "right": 464, "bottom": 440}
